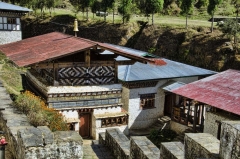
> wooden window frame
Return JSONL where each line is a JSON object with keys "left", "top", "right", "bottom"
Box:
{"left": 0, "top": 17, "right": 20, "bottom": 31}
{"left": 140, "top": 93, "right": 155, "bottom": 109}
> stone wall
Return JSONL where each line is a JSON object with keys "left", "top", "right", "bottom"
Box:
{"left": 184, "top": 133, "right": 220, "bottom": 159}
{"left": 204, "top": 111, "right": 240, "bottom": 138}
{"left": 0, "top": 31, "right": 22, "bottom": 44}
{"left": 0, "top": 81, "right": 83, "bottom": 159}
{"left": 160, "top": 142, "right": 184, "bottom": 159}
{"left": 220, "top": 121, "right": 240, "bottom": 159}
{"left": 130, "top": 136, "right": 160, "bottom": 159}
{"left": 17, "top": 127, "right": 83, "bottom": 159}
{"left": 104, "top": 128, "right": 160, "bottom": 159}
{"left": 105, "top": 128, "right": 130, "bottom": 159}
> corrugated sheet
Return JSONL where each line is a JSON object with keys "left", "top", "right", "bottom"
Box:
{"left": 171, "top": 69, "right": 240, "bottom": 115}
{"left": 162, "top": 80, "right": 186, "bottom": 91}
{"left": 118, "top": 58, "right": 216, "bottom": 81}
{"left": 0, "top": 32, "right": 158, "bottom": 67}
{"left": 0, "top": 2, "right": 31, "bottom": 12}
{"left": 102, "top": 44, "right": 216, "bottom": 81}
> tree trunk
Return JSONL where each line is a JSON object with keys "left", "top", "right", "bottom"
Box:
{"left": 87, "top": 8, "right": 89, "bottom": 21}
{"left": 113, "top": 9, "right": 115, "bottom": 24}
{"left": 185, "top": 14, "right": 188, "bottom": 29}
{"left": 152, "top": 13, "right": 154, "bottom": 25}
{"left": 211, "top": 14, "right": 214, "bottom": 33}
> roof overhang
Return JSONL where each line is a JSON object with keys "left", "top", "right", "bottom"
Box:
{"left": 169, "top": 69, "right": 240, "bottom": 116}
{"left": 0, "top": 32, "right": 166, "bottom": 67}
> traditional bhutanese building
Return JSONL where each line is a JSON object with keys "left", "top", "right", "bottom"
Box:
{"left": 0, "top": 1, "right": 31, "bottom": 44}
{"left": 0, "top": 31, "right": 216, "bottom": 139}
{"left": 0, "top": 32, "right": 164, "bottom": 139}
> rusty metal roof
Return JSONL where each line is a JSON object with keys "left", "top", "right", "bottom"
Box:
{"left": 171, "top": 69, "right": 240, "bottom": 115}
{"left": 0, "top": 32, "right": 161, "bottom": 67}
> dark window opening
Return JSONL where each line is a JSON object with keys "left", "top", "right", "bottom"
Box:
{"left": 140, "top": 93, "right": 155, "bottom": 109}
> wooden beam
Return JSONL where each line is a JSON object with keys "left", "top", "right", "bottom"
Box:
{"left": 114, "top": 60, "right": 118, "bottom": 83}
{"left": 33, "top": 61, "right": 115, "bottom": 69}
{"left": 116, "top": 60, "right": 136, "bottom": 65}
{"left": 85, "top": 50, "right": 90, "bottom": 67}
{"left": 193, "top": 104, "right": 198, "bottom": 133}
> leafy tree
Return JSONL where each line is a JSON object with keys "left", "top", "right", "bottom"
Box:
{"left": 219, "top": 19, "right": 240, "bottom": 54}
{"left": 145, "top": 0, "right": 164, "bottom": 25}
{"left": 46, "top": 0, "right": 55, "bottom": 16}
{"left": 195, "top": 0, "right": 208, "bottom": 9}
{"left": 118, "top": 0, "right": 132, "bottom": 24}
{"left": 232, "top": 0, "right": 240, "bottom": 19}
{"left": 179, "top": 0, "right": 195, "bottom": 29}
{"left": 102, "top": 0, "right": 115, "bottom": 21}
{"left": 80, "top": 0, "right": 94, "bottom": 21}
{"left": 207, "top": 0, "right": 223, "bottom": 33}
{"left": 70, "top": 0, "right": 82, "bottom": 17}
{"left": 91, "top": 0, "right": 101, "bottom": 18}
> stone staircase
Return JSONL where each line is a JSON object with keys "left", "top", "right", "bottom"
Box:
{"left": 129, "top": 116, "right": 171, "bottom": 136}
{"left": 174, "top": 128, "right": 194, "bottom": 143}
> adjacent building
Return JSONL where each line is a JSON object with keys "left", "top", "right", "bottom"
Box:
{"left": 170, "top": 69, "right": 240, "bottom": 138}
{"left": 0, "top": 1, "right": 31, "bottom": 44}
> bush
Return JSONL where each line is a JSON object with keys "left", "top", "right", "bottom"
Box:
{"left": 148, "top": 129, "right": 177, "bottom": 148}
{"left": 15, "top": 91, "right": 68, "bottom": 131}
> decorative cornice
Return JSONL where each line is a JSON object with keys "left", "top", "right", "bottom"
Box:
{"left": 120, "top": 81, "right": 158, "bottom": 89}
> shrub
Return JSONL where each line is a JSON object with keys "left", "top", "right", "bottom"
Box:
{"left": 15, "top": 91, "right": 68, "bottom": 131}
{"left": 148, "top": 129, "right": 177, "bottom": 148}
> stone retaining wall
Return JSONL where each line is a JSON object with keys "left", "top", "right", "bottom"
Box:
{"left": 220, "top": 121, "right": 240, "bottom": 159}
{"left": 105, "top": 128, "right": 130, "bottom": 159}
{"left": 130, "top": 136, "right": 160, "bottom": 159}
{"left": 0, "top": 81, "right": 83, "bottom": 159}
{"left": 184, "top": 133, "right": 220, "bottom": 159}
{"left": 160, "top": 142, "right": 184, "bottom": 159}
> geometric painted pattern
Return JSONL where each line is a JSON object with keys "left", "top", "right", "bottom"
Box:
{"left": 58, "top": 66, "right": 115, "bottom": 86}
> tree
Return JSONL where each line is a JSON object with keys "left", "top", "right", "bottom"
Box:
{"left": 91, "top": 0, "right": 101, "bottom": 19}
{"left": 70, "top": 0, "right": 82, "bottom": 17}
{"left": 195, "top": 0, "right": 208, "bottom": 9}
{"left": 102, "top": 0, "right": 115, "bottom": 21}
{"left": 219, "top": 19, "right": 240, "bottom": 54}
{"left": 81, "top": 0, "right": 94, "bottom": 21}
{"left": 118, "top": 0, "right": 132, "bottom": 24}
{"left": 232, "top": 0, "right": 240, "bottom": 19}
{"left": 207, "top": 0, "right": 223, "bottom": 33}
{"left": 145, "top": 0, "right": 164, "bottom": 25}
{"left": 179, "top": 0, "right": 195, "bottom": 29}
{"left": 46, "top": 0, "right": 55, "bottom": 16}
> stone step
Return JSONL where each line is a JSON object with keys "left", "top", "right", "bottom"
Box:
{"left": 130, "top": 116, "right": 171, "bottom": 136}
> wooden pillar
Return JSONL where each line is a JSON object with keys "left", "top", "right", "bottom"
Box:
{"left": 114, "top": 60, "right": 118, "bottom": 83}
{"left": 193, "top": 103, "right": 198, "bottom": 133}
{"left": 187, "top": 100, "right": 190, "bottom": 126}
{"left": 53, "top": 62, "right": 59, "bottom": 86}
{"left": 85, "top": 50, "right": 90, "bottom": 67}
{"left": 201, "top": 105, "right": 205, "bottom": 130}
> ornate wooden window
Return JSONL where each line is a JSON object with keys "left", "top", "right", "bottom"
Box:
{"left": 101, "top": 116, "right": 128, "bottom": 127}
{"left": 0, "top": 17, "right": 20, "bottom": 31}
{"left": 140, "top": 93, "right": 155, "bottom": 109}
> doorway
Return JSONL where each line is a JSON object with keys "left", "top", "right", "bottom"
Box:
{"left": 79, "top": 113, "right": 91, "bottom": 138}
{"left": 164, "top": 93, "right": 176, "bottom": 117}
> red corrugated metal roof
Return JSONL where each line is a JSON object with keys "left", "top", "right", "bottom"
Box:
{"left": 171, "top": 69, "right": 240, "bottom": 115}
{"left": 0, "top": 32, "right": 164, "bottom": 67}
